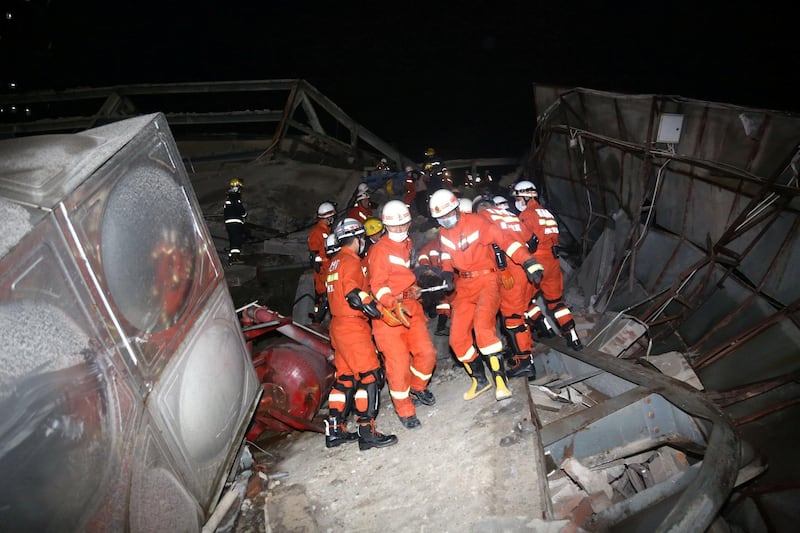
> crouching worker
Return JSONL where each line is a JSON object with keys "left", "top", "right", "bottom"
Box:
{"left": 324, "top": 218, "right": 398, "bottom": 451}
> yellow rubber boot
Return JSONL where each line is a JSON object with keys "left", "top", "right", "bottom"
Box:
{"left": 487, "top": 353, "right": 512, "bottom": 401}
{"left": 463, "top": 358, "right": 492, "bottom": 401}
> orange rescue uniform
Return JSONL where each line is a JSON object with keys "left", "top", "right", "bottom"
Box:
{"left": 308, "top": 218, "right": 332, "bottom": 297}
{"left": 325, "top": 246, "right": 382, "bottom": 418}
{"left": 518, "top": 198, "right": 575, "bottom": 332}
{"left": 438, "top": 212, "right": 534, "bottom": 364}
{"left": 478, "top": 206, "right": 535, "bottom": 356}
{"left": 367, "top": 234, "right": 437, "bottom": 419}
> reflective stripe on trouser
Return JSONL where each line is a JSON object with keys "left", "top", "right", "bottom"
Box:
{"left": 226, "top": 222, "right": 245, "bottom": 254}
{"left": 372, "top": 298, "right": 437, "bottom": 418}
{"left": 327, "top": 374, "right": 356, "bottom": 417}
{"left": 546, "top": 300, "right": 575, "bottom": 332}
{"left": 355, "top": 375, "right": 381, "bottom": 422}
{"left": 449, "top": 276, "right": 502, "bottom": 362}
{"left": 502, "top": 317, "right": 531, "bottom": 355}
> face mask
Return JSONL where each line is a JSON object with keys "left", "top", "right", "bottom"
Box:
{"left": 515, "top": 199, "right": 527, "bottom": 212}
{"left": 437, "top": 212, "right": 458, "bottom": 229}
{"left": 388, "top": 230, "right": 407, "bottom": 242}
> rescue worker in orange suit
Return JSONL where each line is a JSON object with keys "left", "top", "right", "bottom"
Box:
{"left": 367, "top": 200, "right": 437, "bottom": 429}
{"left": 512, "top": 180, "right": 583, "bottom": 350}
{"left": 473, "top": 196, "right": 537, "bottom": 378}
{"left": 224, "top": 178, "right": 247, "bottom": 265}
{"left": 324, "top": 218, "right": 398, "bottom": 450}
{"left": 347, "top": 184, "right": 374, "bottom": 223}
{"left": 416, "top": 234, "right": 451, "bottom": 336}
{"left": 308, "top": 201, "right": 337, "bottom": 325}
{"left": 429, "top": 189, "right": 543, "bottom": 401}
{"left": 362, "top": 216, "right": 384, "bottom": 258}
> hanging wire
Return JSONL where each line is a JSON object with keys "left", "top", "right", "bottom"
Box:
{"left": 604, "top": 158, "right": 671, "bottom": 305}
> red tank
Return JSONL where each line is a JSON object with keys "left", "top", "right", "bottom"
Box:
{"left": 240, "top": 305, "right": 335, "bottom": 439}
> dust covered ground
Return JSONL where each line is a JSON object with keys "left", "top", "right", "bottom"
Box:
{"left": 237, "top": 344, "right": 557, "bottom": 533}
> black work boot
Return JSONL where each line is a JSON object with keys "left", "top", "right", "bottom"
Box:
{"left": 463, "top": 355, "right": 492, "bottom": 401}
{"left": 358, "top": 419, "right": 398, "bottom": 451}
{"left": 531, "top": 316, "right": 556, "bottom": 339}
{"left": 506, "top": 353, "right": 536, "bottom": 379}
{"left": 410, "top": 387, "right": 436, "bottom": 406}
{"left": 566, "top": 327, "right": 583, "bottom": 350}
{"left": 398, "top": 414, "right": 421, "bottom": 429}
{"left": 324, "top": 416, "right": 358, "bottom": 448}
{"left": 434, "top": 314, "right": 449, "bottom": 336}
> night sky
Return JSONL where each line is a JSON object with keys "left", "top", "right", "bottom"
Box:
{"left": 2, "top": 1, "right": 798, "bottom": 159}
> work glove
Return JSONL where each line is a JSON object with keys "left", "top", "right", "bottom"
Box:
{"left": 526, "top": 234, "right": 539, "bottom": 254}
{"left": 310, "top": 251, "right": 321, "bottom": 273}
{"left": 499, "top": 269, "right": 514, "bottom": 290}
{"left": 392, "top": 301, "right": 412, "bottom": 327}
{"left": 379, "top": 301, "right": 411, "bottom": 327}
{"left": 522, "top": 257, "right": 544, "bottom": 285}
{"left": 346, "top": 288, "right": 381, "bottom": 319}
{"left": 441, "top": 271, "right": 455, "bottom": 292}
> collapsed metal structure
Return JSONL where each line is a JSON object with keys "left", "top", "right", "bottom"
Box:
{"left": 0, "top": 79, "right": 416, "bottom": 171}
{"left": 3, "top": 79, "right": 798, "bottom": 530}
{"left": 528, "top": 84, "right": 800, "bottom": 530}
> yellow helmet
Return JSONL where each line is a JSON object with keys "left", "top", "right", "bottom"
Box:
{"left": 229, "top": 178, "right": 243, "bottom": 189}
{"left": 363, "top": 216, "right": 384, "bottom": 237}
{"left": 424, "top": 147, "right": 436, "bottom": 158}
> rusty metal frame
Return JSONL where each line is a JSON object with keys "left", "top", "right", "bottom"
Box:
{"left": 0, "top": 79, "right": 416, "bottom": 169}
{"left": 538, "top": 337, "right": 740, "bottom": 532}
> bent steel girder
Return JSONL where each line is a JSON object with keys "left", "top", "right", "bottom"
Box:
{"left": 538, "top": 337, "right": 740, "bottom": 532}
{"left": 0, "top": 79, "right": 415, "bottom": 170}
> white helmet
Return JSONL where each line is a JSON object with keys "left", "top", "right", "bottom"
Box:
{"left": 356, "top": 190, "right": 370, "bottom": 202}
{"left": 317, "top": 201, "right": 336, "bottom": 218}
{"left": 429, "top": 189, "right": 459, "bottom": 218}
{"left": 381, "top": 200, "right": 412, "bottom": 226}
{"left": 334, "top": 217, "right": 365, "bottom": 240}
{"left": 493, "top": 195, "right": 509, "bottom": 207}
{"left": 472, "top": 195, "right": 494, "bottom": 212}
{"left": 324, "top": 233, "right": 341, "bottom": 255}
{"left": 357, "top": 183, "right": 369, "bottom": 194}
{"left": 512, "top": 180, "right": 538, "bottom": 198}
{"left": 458, "top": 197, "right": 473, "bottom": 213}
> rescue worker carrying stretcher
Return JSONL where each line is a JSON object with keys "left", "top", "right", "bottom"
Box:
{"left": 324, "top": 218, "right": 398, "bottom": 451}
{"left": 512, "top": 180, "right": 583, "bottom": 350}
{"left": 473, "top": 196, "right": 537, "bottom": 378}
{"left": 367, "top": 201, "right": 438, "bottom": 429}
{"left": 307, "top": 201, "right": 337, "bottom": 325}
{"left": 428, "top": 189, "right": 544, "bottom": 401}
